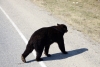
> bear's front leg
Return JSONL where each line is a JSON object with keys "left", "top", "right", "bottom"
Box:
{"left": 57, "top": 38, "right": 68, "bottom": 54}
{"left": 62, "top": 51, "right": 68, "bottom": 54}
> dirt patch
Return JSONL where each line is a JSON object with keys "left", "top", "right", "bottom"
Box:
{"left": 32, "top": 0, "right": 100, "bottom": 43}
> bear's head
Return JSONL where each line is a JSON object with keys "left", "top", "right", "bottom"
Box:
{"left": 57, "top": 24, "right": 68, "bottom": 33}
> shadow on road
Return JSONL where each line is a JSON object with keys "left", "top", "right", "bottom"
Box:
{"left": 43, "top": 48, "right": 88, "bottom": 61}
{"left": 26, "top": 48, "right": 88, "bottom": 63}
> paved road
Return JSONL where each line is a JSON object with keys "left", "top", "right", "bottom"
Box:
{"left": 0, "top": 0, "right": 100, "bottom": 67}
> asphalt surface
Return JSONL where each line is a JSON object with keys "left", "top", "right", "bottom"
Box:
{"left": 0, "top": 0, "right": 100, "bottom": 67}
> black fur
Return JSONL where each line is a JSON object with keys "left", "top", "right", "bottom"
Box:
{"left": 21, "top": 24, "right": 68, "bottom": 62}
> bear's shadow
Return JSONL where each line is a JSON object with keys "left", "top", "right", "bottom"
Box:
{"left": 26, "top": 48, "right": 88, "bottom": 63}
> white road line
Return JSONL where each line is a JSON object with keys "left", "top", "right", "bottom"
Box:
{"left": 0, "top": 6, "right": 47, "bottom": 67}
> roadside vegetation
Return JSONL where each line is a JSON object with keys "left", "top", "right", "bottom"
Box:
{"left": 32, "top": 0, "right": 100, "bottom": 43}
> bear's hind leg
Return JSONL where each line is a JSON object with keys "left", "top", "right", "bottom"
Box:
{"left": 36, "top": 52, "right": 43, "bottom": 61}
{"left": 22, "top": 45, "right": 34, "bottom": 63}
{"left": 35, "top": 46, "right": 44, "bottom": 61}
{"left": 44, "top": 45, "right": 51, "bottom": 57}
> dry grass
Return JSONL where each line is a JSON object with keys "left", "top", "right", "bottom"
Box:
{"left": 32, "top": 0, "right": 100, "bottom": 43}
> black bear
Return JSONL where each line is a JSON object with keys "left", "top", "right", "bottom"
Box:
{"left": 21, "top": 24, "right": 68, "bottom": 62}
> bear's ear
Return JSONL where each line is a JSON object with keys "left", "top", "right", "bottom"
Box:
{"left": 57, "top": 23, "right": 60, "bottom": 26}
